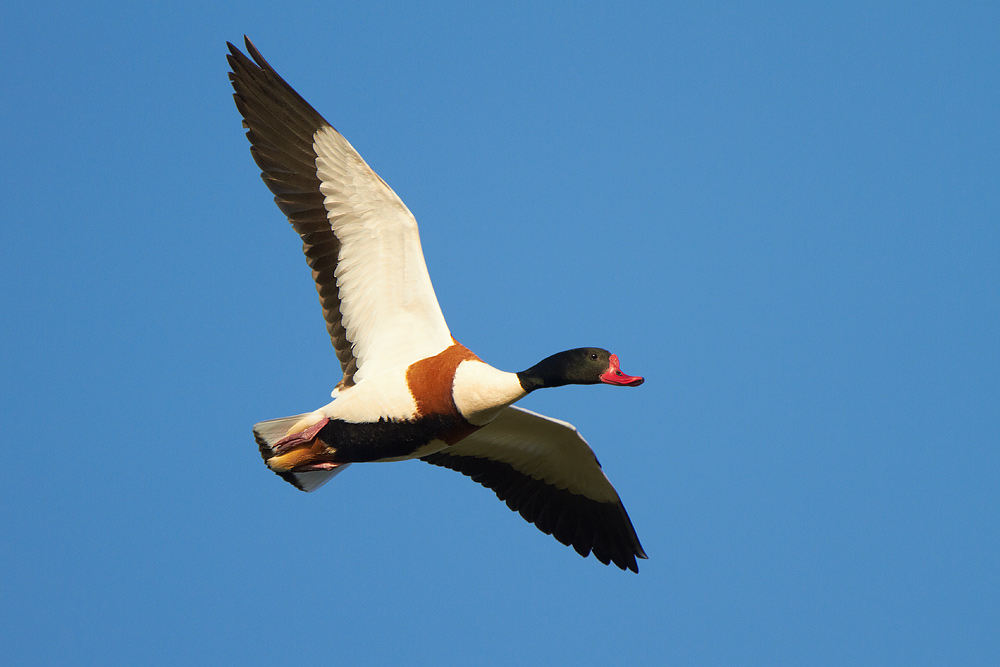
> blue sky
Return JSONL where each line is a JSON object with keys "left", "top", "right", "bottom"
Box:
{"left": 2, "top": 1, "right": 997, "bottom": 664}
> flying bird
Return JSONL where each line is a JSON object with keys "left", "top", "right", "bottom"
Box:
{"left": 227, "top": 37, "right": 647, "bottom": 571}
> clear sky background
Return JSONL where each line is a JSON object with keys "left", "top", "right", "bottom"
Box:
{"left": 2, "top": 1, "right": 997, "bottom": 665}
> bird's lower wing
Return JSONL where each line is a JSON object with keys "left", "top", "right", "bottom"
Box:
{"left": 421, "top": 406, "right": 646, "bottom": 572}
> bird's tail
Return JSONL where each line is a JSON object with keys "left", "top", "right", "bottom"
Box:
{"left": 253, "top": 413, "right": 351, "bottom": 492}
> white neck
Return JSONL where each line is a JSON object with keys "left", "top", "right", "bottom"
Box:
{"left": 451, "top": 360, "right": 527, "bottom": 426}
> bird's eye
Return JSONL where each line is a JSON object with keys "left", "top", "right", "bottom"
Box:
{"left": 590, "top": 353, "right": 598, "bottom": 360}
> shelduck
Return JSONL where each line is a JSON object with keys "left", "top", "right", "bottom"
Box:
{"left": 227, "top": 37, "right": 648, "bottom": 572}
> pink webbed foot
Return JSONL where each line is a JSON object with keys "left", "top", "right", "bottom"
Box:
{"left": 270, "top": 418, "right": 330, "bottom": 455}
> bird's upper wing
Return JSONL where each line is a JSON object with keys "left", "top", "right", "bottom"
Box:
{"left": 227, "top": 38, "right": 453, "bottom": 386}
{"left": 421, "top": 406, "right": 647, "bottom": 572}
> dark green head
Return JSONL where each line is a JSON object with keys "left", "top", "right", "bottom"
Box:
{"left": 517, "top": 348, "right": 644, "bottom": 392}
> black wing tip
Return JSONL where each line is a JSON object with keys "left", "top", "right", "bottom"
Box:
{"left": 423, "top": 452, "right": 647, "bottom": 573}
{"left": 225, "top": 36, "right": 331, "bottom": 132}
{"left": 225, "top": 36, "right": 260, "bottom": 62}
{"left": 237, "top": 36, "right": 271, "bottom": 73}
{"left": 225, "top": 38, "right": 253, "bottom": 73}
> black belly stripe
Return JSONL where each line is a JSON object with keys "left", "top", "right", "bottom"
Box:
{"left": 318, "top": 414, "right": 468, "bottom": 463}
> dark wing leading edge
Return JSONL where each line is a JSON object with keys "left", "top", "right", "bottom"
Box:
{"left": 227, "top": 38, "right": 453, "bottom": 388}
{"left": 421, "top": 406, "right": 647, "bottom": 572}
{"left": 227, "top": 39, "right": 357, "bottom": 384}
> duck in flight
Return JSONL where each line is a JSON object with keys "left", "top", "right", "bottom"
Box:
{"left": 227, "top": 37, "right": 647, "bottom": 572}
